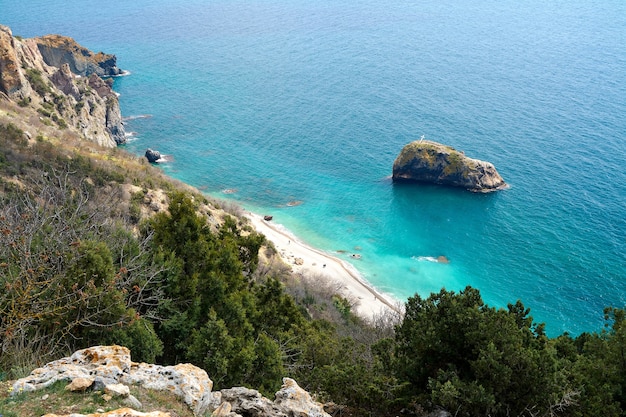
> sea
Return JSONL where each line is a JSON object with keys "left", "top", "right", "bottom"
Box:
{"left": 2, "top": 0, "right": 625, "bottom": 336}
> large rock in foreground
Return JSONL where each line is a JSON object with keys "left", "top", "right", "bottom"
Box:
{"left": 13, "top": 345, "right": 332, "bottom": 417}
{"left": 392, "top": 140, "right": 507, "bottom": 192}
{"left": 13, "top": 345, "right": 212, "bottom": 416}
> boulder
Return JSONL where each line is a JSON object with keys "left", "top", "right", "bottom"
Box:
{"left": 217, "top": 378, "right": 331, "bottom": 417}
{"left": 13, "top": 346, "right": 330, "bottom": 417}
{"left": 274, "top": 378, "right": 330, "bottom": 417}
{"left": 124, "top": 362, "right": 213, "bottom": 416}
{"left": 392, "top": 139, "right": 507, "bottom": 192}
{"left": 65, "top": 377, "right": 94, "bottom": 392}
{"left": 145, "top": 149, "right": 161, "bottom": 163}
{"left": 105, "top": 383, "right": 131, "bottom": 397}
{"left": 123, "top": 395, "right": 144, "bottom": 410}
{"left": 12, "top": 345, "right": 213, "bottom": 416}
{"left": 219, "top": 387, "right": 277, "bottom": 416}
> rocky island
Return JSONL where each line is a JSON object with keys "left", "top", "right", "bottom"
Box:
{"left": 392, "top": 139, "right": 507, "bottom": 192}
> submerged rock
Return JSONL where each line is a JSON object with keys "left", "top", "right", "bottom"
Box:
{"left": 12, "top": 345, "right": 213, "bottom": 416}
{"left": 392, "top": 139, "right": 507, "bottom": 192}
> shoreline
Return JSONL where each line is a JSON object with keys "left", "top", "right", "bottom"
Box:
{"left": 245, "top": 212, "right": 401, "bottom": 320}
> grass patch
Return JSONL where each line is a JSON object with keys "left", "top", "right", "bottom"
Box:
{"left": 24, "top": 69, "right": 51, "bottom": 97}
{"left": 0, "top": 380, "right": 198, "bottom": 417}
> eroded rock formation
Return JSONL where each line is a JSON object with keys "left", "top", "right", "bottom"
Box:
{"left": 392, "top": 139, "right": 507, "bottom": 192}
{"left": 0, "top": 24, "right": 125, "bottom": 146}
{"left": 13, "top": 345, "right": 332, "bottom": 417}
{"left": 0, "top": 25, "right": 30, "bottom": 97}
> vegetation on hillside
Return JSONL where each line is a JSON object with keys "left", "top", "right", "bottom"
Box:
{"left": 2, "top": 114, "right": 626, "bottom": 417}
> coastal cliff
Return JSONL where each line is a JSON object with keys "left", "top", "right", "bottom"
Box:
{"left": 392, "top": 139, "right": 507, "bottom": 192}
{"left": 0, "top": 25, "right": 125, "bottom": 147}
{"left": 35, "top": 34, "right": 123, "bottom": 77}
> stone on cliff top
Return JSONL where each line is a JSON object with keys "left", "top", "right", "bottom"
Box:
{"left": 12, "top": 345, "right": 213, "bottom": 416}
{"left": 274, "top": 378, "right": 330, "bottom": 417}
{"left": 13, "top": 346, "right": 329, "bottom": 417}
{"left": 65, "top": 377, "right": 94, "bottom": 392}
{"left": 42, "top": 409, "right": 171, "bottom": 417}
{"left": 124, "top": 362, "right": 212, "bottom": 415}
{"left": 218, "top": 378, "right": 331, "bottom": 417}
{"left": 105, "top": 383, "right": 131, "bottom": 398}
{"left": 392, "top": 139, "right": 507, "bottom": 192}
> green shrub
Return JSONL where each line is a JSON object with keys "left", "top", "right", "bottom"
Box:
{"left": 25, "top": 68, "right": 51, "bottom": 96}
{"left": 17, "top": 97, "right": 31, "bottom": 107}
{"left": 0, "top": 123, "right": 26, "bottom": 147}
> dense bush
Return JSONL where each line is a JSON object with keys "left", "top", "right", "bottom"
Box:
{"left": 0, "top": 172, "right": 163, "bottom": 366}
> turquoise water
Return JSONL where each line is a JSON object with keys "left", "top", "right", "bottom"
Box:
{"left": 3, "top": 0, "right": 625, "bottom": 335}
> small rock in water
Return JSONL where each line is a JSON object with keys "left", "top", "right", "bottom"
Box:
{"left": 145, "top": 148, "right": 161, "bottom": 163}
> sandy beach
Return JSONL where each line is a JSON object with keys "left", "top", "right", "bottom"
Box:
{"left": 245, "top": 212, "right": 400, "bottom": 320}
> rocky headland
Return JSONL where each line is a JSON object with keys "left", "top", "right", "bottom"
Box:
{"left": 34, "top": 34, "right": 124, "bottom": 78}
{"left": 392, "top": 139, "right": 507, "bottom": 192}
{"left": 0, "top": 24, "right": 125, "bottom": 146}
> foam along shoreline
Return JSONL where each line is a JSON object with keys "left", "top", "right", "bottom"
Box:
{"left": 245, "top": 212, "right": 400, "bottom": 320}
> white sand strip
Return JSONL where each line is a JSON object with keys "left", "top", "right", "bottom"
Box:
{"left": 245, "top": 212, "right": 400, "bottom": 320}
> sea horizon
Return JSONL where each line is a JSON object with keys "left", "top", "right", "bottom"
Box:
{"left": 2, "top": 0, "right": 625, "bottom": 336}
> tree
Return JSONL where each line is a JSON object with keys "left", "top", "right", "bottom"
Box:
{"left": 394, "top": 287, "right": 576, "bottom": 416}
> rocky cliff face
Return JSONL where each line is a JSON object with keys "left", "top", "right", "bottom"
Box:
{"left": 35, "top": 34, "right": 123, "bottom": 77}
{"left": 0, "top": 25, "right": 31, "bottom": 97}
{"left": 13, "top": 345, "right": 332, "bottom": 417}
{"left": 392, "top": 140, "right": 507, "bottom": 192}
{"left": 0, "top": 25, "right": 125, "bottom": 147}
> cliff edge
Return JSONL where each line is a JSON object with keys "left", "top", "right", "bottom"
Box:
{"left": 35, "top": 34, "right": 123, "bottom": 78}
{"left": 0, "top": 25, "right": 125, "bottom": 147}
{"left": 392, "top": 139, "right": 507, "bottom": 192}
{"left": 12, "top": 345, "right": 331, "bottom": 417}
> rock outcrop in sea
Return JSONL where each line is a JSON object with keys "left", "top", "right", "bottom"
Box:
{"left": 392, "top": 139, "right": 507, "bottom": 192}
{"left": 145, "top": 148, "right": 162, "bottom": 163}
{"left": 0, "top": 24, "right": 125, "bottom": 146}
{"left": 12, "top": 345, "right": 332, "bottom": 417}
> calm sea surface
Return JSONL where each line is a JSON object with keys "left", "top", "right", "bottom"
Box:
{"left": 3, "top": 0, "right": 625, "bottom": 335}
